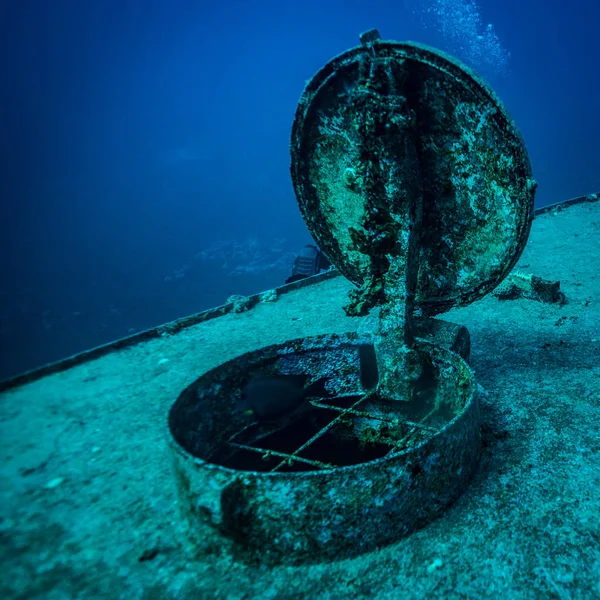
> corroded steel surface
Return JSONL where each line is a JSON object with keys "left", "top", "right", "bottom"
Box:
{"left": 168, "top": 331, "right": 480, "bottom": 565}
{"left": 290, "top": 37, "right": 536, "bottom": 317}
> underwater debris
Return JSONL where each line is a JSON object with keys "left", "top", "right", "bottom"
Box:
{"left": 260, "top": 289, "right": 278, "bottom": 303}
{"left": 227, "top": 294, "right": 252, "bottom": 313}
{"left": 493, "top": 272, "right": 567, "bottom": 305}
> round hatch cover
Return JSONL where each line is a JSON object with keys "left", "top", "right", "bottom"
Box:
{"left": 290, "top": 33, "right": 536, "bottom": 316}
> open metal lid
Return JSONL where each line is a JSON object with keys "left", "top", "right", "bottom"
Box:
{"left": 290, "top": 31, "right": 536, "bottom": 316}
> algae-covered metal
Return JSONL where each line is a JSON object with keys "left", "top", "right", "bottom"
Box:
{"left": 168, "top": 332, "right": 479, "bottom": 566}
{"left": 290, "top": 30, "right": 536, "bottom": 317}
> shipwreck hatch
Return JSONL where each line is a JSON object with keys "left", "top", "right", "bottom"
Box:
{"left": 167, "top": 331, "right": 480, "bottom": 565}
{"left": 168, "top": 29, "right": 535, "bottom": 566}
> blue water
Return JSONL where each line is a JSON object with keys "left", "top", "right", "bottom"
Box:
{"left": 1, "top": 0, "right": 598, "bottom": 379}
